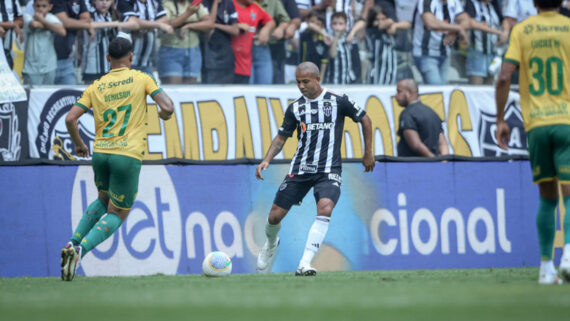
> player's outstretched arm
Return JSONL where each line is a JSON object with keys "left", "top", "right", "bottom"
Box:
{"left": 256, "top": 134, "right": 288, "bottom": 180}
{"left": 65, "top": 105, "right": 89, "bottom": 157}
{"left": 360, "top": 115, "right": 375, "bottom": 172}
{"left": 153, "top": 91, "right": 175, "bottom": 120}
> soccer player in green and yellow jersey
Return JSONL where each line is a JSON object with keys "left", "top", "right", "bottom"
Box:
{"left": 60, "top": 35, "right": 175, "bottom": 281}
{"left": 495, "top": 0, "right": 570, "bottom": 284}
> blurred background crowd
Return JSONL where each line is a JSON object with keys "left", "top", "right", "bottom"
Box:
{"left": 1, "top": 0, "right": 569, "bottom": 87}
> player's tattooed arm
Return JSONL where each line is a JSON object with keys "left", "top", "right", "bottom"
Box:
{"left": 256, "top": 135, "right": 288, "bottom": 180}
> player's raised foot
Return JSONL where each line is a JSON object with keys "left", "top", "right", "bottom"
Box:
{"left": 538, "top": 271, "right": 562, "bottom": 285}
{"left": 295, "top": 266, "right": 317, "bottom": 276}
{"left": 256, "top": 238, "right": 280, "bottom": 273}
{"left": 560, "top": 252, "right": 570, "bottom": 282}
{"left": 61, "top": 243, "right": 82, "bottom": 281}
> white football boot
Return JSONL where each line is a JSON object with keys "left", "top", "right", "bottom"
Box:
{"left": 256, "top": 238, "right": 279, "bottom": 273}
{"left": 295, "top": 265, "right": 317, "bottom": 276}
{"left": 559, "top": 249, "right": 570, "bottom": 282}
{"left": 61, "top": 242, "right": 82, "bottom": 281}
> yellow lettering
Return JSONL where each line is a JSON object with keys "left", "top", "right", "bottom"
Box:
{"left": 198, "top": 101, "right": 228, "bottom": 160}
{"left": 448, "top": 90, "right": 473, "bottom": 156}
{"left": 164, "top": 111, "right": 182, "bottom": 158}
{"left": 256, "top": 97, "right": 273, "bottom": 157}
{"left": 392, "top": 96, "right": 404, "bottom": 144}
{"left": 181, "top": 102, "right": 200, "bottom": 160}
{"left": 234, "top": 98, "right": 254, "bottom": 159}
{"left": 144, "top": 104, "right": 162, "bottom": 160}
{"left": 341, "top": 120, "right": 363, "bottom": 158}
{"left": 366, "top": 95, "right": 393, "bottom": 155}
{"left": 420, "top": 93, "right": 445, "bottom": 120}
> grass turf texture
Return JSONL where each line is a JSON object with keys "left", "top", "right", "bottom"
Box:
{"left": 1, "top": 268, "right": 569, "bottom": 321}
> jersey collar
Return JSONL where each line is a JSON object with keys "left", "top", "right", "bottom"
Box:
{"left": 304, "top": 88, "right": 327, "bottom": 102}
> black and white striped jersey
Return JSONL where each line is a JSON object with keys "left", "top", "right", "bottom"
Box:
{"left": 81, "top": 10, "right": 117, "bottom": 76}
{"left": 117, "top": 0, "right": 166, "bottom": 68}
{"left": 325, "top": 36, "right": 361, "bottom": 84}
{"left": 366, "top": 27, "right": 397, "bottom": 85}
{"left": 0, "top": 0, "right": 23, "bottom": 51}
{"left": 278, "top": 89, "right": 366, "bottom": 175}
{"left": 465, "top": 0, "right": 503, "bottom": 55}
{"left": 412, "top": 0, "right": 464, "bottom": 57}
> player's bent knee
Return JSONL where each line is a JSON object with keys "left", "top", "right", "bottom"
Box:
{"left": 268, "top": 204, "right": 288, "bottom": 224}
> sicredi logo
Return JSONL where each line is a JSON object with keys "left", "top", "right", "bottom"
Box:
{"left": 71, "top": 165, "right": 182, "bottom": 276}
{"left": 35, "top": 89, "right": 95, "bottom": 160}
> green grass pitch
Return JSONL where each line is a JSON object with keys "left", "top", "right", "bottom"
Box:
{"left": 1, "top": 268, "right": 569, "bottom": 321}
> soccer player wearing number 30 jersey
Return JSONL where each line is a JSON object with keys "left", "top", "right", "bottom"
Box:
{"left": 60, "top": 36, "right": 175, "bottom": 281}
{"left": 495, "top": 0, "right": 570, "bottom": 284}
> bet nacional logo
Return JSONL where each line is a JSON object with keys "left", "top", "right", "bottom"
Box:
{"left": 71, "top": 165, "right": 182, "bottom": 276}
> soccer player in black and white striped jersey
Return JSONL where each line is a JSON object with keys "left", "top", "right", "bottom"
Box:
{"left": 255, "top": 61, "right": 375, "bottom": 276}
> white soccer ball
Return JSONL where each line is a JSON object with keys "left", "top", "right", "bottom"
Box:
{"left": 202, "top": 251, "right": 232, "bottom": 277}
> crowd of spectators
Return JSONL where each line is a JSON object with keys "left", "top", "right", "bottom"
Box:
{"left": 1, "top": 0, "right": 569, "bottom": 86}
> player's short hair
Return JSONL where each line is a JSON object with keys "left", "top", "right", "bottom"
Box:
{"left": 296, "top": 62, "right": 320, "bottom": 78}
{"left": 534, "top": 0, "right": 562, "bottom": 9}
{"left": 331, "top": 11, "right": 347, "bottom": 23}
{"left": 108, "top": 37, "right": 132, "bottom": 60}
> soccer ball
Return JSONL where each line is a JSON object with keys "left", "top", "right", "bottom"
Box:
{"left": 202, "top": 251, "right": 232, "bottom": 277}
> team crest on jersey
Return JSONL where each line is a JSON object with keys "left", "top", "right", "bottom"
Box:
{"left": 34, "top": 89, "right": 95, "bottom": 160}
{"left": 72, "top": 2, "right": 81, "bottom": 15}
{"left": 0, "top": 103, "right": 21, "bottom": 161}
{"left": 524, "top": 25, "right": 534, "bottom": 35}
{"left": 250, "top": 12, "right": 256, "bottom": 21}
{"left": 479, "top": 100, "right": 527, "bottom": 156}
{"left": 323, "top": 102, "right": 332, "bottom": 117}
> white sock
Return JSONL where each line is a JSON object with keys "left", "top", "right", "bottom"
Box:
{"left": 564, "top": 244, "right": 570, "bottom": 257}
{"left": 265, "top": 221, "right": 281, "bottom": 247}
{"left": 299, "top": 216, "right": 330, "bottom": 267}
{"left": 540, "top": 260, "right": 555, "bottom": 274}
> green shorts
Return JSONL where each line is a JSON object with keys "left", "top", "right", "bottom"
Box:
{"left": 92, "top": 152, "right": 142, "bottom": 210}
{"left": 527, "top": 125, "right": 570, "bottom": 184}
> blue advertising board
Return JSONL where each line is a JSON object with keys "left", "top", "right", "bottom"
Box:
{"left": 0, "top": 161, "right": 546, "bottom": 277}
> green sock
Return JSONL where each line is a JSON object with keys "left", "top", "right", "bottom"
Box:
{"left": 71, "top": 199, "right": 107, "bottom": 246}
{"left": 81, "top": 213, "right": 122, "bottom": 257}
{"left": 536, "top": 197, "right": 557, "bottom": 260}
{"left": 564, "top": 196, "right": 570, "bottom": 244}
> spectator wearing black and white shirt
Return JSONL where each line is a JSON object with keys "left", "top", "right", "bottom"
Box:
{"left": 0, "top": 0, "right": 22, "bottom": 69}
{"left": 202, "top": 0, "right": 239, "bottom": 84}
{"left": 116, "top": 0, "right": 173, "bottom": 75}
{"left": 411, "top": 0, "right": 503, "bottom": 85}
{"left": 464, "top": 0, "right": 507, "bottom": 85}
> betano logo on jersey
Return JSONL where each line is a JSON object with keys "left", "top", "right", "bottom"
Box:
{"left": 301, "top": 122, "right": 335, "bottom": 132}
